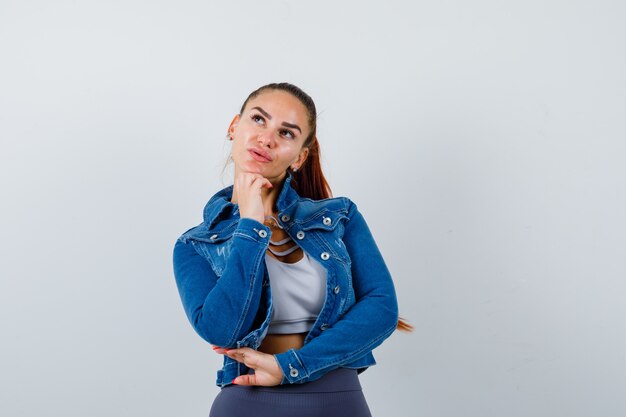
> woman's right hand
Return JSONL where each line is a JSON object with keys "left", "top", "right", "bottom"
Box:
{"left": 234, "top": 172, "right": 273, "bottom": 224}
{"left": 212, "top": 346, "right": 284, "bottom": 386}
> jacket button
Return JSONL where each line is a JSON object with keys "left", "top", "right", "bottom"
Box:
{"left": 323, "top": 217, "right": 332, "bottom": 226}
{"left": 281, "top": 214, "right": 290, "bottom": 222}
{"left": 320, "top": 323, "right": 329, "bottom": 331}
{"left": 296, "top": 231, "right": 305, "bottom": 240}
{"left": 334, "top": 285, "right": 340, "bottom": 294}
{"left": 320, "top": 252, "right": 330, "bottom": 260}
{"left": 210, "top": 234, "right": 218, "bottom": 240}
{"left": 258, "top": 230, "right": 268, "bottom": 238}
{"left": 289, "top": 364, "right": 299, "bottom": 377}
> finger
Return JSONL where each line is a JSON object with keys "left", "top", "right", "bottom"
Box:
{"left": 212, "top": 346, "right": 228, "bottom": 354}
{"left": 253, "top": 174, "right": 272, "bottom": 188}
{"left": 250, "top": 176, "right": 272, "bottom": 190}
{"left": 242, "top": 348, "right": 260, "bottom": 368}
{"left": 226, "top": 348, "right": 259, "bottom": 368}
{"left": 232, "top": 373, "right": 259, "bottom": 386}
{"left": 235, "top": 173, "right": 256, "bottom": 188}
{"left": 240, "top": 172, "right": 264, "bottom": 182}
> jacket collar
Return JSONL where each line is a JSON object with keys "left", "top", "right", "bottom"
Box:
{"left": 202, "top": 171, "right": 300, "bottom": 230}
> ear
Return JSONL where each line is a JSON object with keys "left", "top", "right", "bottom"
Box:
{"left": 227, "top": 114, "right": 240, "bottom": 138}
{"left": 292, "top": 147, "right": 310, "bottom": 170}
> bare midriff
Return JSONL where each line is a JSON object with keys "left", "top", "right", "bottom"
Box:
{"left": 258, "top": 332, "right": 306, "bottom": 354}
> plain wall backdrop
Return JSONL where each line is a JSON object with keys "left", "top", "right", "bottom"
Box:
{"left": 1, "top": 1, "right": 625, "bottom": 416}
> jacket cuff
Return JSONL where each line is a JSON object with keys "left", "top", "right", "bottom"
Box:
{"left": 274, "top": 349, "right": 308, "bottom": 384}
{"left": 233, "top": 217, "right": 272, "bottom": 244}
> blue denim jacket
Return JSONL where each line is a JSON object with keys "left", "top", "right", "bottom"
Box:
{"left": 172, "top": 173, "right": 398, "bottom": 387}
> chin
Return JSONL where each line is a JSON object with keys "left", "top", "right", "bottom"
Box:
{"left": 238, "top": 162, "right": 266, "bottom": 175}
{"left": 236, "top": 161, "right": 285, "bottom": 179}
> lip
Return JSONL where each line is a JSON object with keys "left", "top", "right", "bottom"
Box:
{"left": 248, "top": 148, "right": 273, "bottom": 162}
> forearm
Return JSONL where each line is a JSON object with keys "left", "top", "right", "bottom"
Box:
{"left": 274, "top": 284, "right": 398, "bottom": 383}
{"left": 173, "top": 218, "right": 272, "bottom": 347}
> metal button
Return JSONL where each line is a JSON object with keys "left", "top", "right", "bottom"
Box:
{"left": 258, "top": 230, "right": 267, "bottom": 238}
{"left": 296, "top": 231, "right": 305, "bottom": 240}
{"left": 334, "top": 285, "right": 340, "bottom": 294}
{"left": 320, "top": 252, "right": 330, "bottom": 260}
{"left": 320, "top": 323, "right": 329, "bottom": 331}
{"left": 281, "top": 214, "right": 290, "bottom": 222}
{"left": 210, "top": 234, "right": 218, "bottom": 240}
{"left": 289, "top": 364, "right": 299, "bottom": 377}
{"left": 323, "top": 216, "right": 332, "bottom": 226}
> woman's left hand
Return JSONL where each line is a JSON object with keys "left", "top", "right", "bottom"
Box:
{"left": 212, "top": 346, "right": 284, "bottom": 386}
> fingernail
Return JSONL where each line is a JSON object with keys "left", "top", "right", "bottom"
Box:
{"left": 212, "top": 346, "right": 221, "bottom": 350}
{"left": 231, "top": 378, "right": 238, "bottom": 384}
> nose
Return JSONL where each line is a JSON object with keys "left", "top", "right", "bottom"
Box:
{"left": 257, "top": 132, "right": 274, "bottom": 148}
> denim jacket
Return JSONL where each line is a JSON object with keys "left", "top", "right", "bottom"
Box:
{"left": 172, "top": 173, "right": 398, "bottom": 387}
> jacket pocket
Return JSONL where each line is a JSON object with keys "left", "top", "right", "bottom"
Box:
{"left": 298, "top": 210, "right": 351, "bottom": 265}
{"left": 299, "top": 209, "right": 348, "bottom": 233}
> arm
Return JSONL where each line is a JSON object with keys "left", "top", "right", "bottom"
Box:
{"left": 274, "top": 200, "right": 399, "bottom": 383}
{"left": 173, "top": 218, "right": 271, "bottom": 347}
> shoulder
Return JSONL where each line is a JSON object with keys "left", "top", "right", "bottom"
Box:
{"left": 175, "top": 222, "right": 211, "bottom": 244}
{"left": 290, "top": 195, "right": 355, "bottom": 221}
{"left": 176, "top": 185, "right": 237, "bottom": 243}
{"left": 286, "top": 195, "right": 365, "bottom": 233}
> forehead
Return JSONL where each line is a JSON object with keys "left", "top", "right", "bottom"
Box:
{"left": 244, "top": 90, "right": 309, "bottom": 125}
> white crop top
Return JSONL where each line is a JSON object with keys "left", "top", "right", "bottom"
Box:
{"left": 264, "top": 251, "right": 327, "bottom": 334}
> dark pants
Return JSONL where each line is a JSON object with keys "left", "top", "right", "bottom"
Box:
{"left": 209, "top": 367, "right": 372, "bottom": 417}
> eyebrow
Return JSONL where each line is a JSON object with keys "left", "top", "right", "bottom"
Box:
{"left": 251, "top": 106, "right": 302, "bottom": 134}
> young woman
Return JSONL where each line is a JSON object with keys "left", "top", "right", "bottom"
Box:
{"left": 173, "top": 82, "right": 411, "bottom": 416}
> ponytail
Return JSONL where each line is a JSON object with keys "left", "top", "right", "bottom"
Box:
{"left": 289, "top": 137, "right": 331, "bottom": 200}
{"left": 396, "top": 317, "right": 414, "bottom": 333}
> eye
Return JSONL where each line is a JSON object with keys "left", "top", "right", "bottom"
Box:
{"left": 280, "top": 129, "right": 295, "bottom": 139}
{"left": 251, "top": 114, "right": 265, "bottom": 125}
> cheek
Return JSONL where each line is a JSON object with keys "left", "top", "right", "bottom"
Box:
{"left": 230, "top": 140, "right": 248, "bottom": 161}
{"left": 278, "top": 146, "right": 299, "bottom": 159}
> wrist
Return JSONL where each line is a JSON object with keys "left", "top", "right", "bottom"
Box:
{"left": 240, "top": 213, "right": 264, "bottom": 224}
{"left": 273, "top": 354, "right": 288, "bottom": 385}
{"left": 234, "top": 218, "right": 272, "bottom": 243}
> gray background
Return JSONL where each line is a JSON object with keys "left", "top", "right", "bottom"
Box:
{"left": 1, "top": 1, "right": 625, "bottom": 416}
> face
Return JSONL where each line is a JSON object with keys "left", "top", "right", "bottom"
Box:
{"left": 228, "top": 89, "right": 311, "bottom": 183}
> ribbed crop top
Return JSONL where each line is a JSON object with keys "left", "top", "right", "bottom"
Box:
{"left": 264, "top": 251, "right": 327, "bottom": 334}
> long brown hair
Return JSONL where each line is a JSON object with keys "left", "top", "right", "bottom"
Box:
{"left": 238, "top": 82, "right": 413, "bottom": 333}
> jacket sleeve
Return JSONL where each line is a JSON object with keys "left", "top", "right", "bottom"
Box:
{"left": 273, "top": 200, "right": 399, "bottom": 383}
{"left": 172, "top": 218, "right": 272, "bottom": 347}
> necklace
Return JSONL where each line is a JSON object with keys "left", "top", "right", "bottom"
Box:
{"left": 263, "top": 214, "right": 299, "bottom": 257}
{"left": 264, "top": 214, "right": 283, "bottom": 229}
